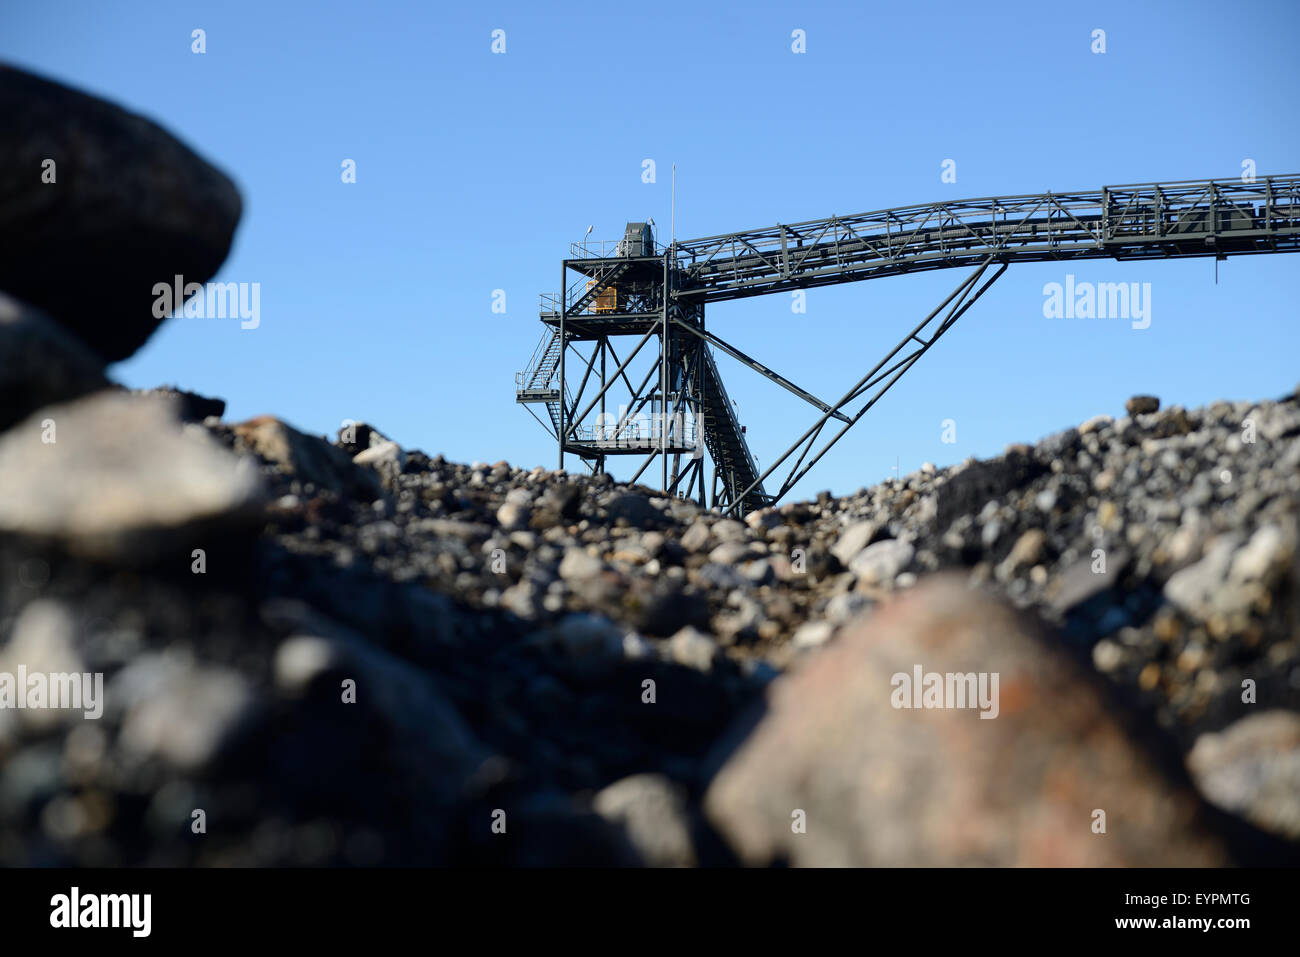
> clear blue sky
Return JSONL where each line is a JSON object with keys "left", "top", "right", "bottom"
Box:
{"left": 4, "top": 0, "right": 1297, "bottom": 500}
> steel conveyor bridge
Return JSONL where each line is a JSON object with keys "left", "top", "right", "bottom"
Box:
{"left": 517, "top": 175, "right": 1300, "bottom": 516}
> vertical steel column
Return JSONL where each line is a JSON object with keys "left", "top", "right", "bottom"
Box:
{"left": 697, "top": 302, "right": 708, "bottom": 508}
{"left": 558, "top": 262, "right": 566, "bottom": 470}
{"left": 661, "top": 251, "right": 669, "bottom": 493}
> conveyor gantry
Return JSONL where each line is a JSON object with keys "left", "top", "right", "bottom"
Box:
{"left": 517, "top": 176, "right": 1300, "bottom": 516}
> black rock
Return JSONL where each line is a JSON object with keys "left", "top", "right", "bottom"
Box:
{"left": 334, "top": 422, "right": 391, "bottom": 456}
{"left": 603, "top": 491, "right": 661, "bottom": 528}
{"left": 541, "top": 482, "right": 582, "bottom": 520}
{"left": 0, "top": 292, "right": 109, "bottom": 431}
{"left": 627, "top": 580, "right": 710, "bottom": 637}
{"left": 133, "top": 385, "right": 226, "bottom": 422}
{"left": 0, "top": 66, "right": 242, "bottom": 361}
{"left": 937, "top": 454, "right": 1048, "bottom": 530}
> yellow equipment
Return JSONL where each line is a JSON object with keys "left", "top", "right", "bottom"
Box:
{"left": 588, "top": 279, "right": 617, "bottom": 313}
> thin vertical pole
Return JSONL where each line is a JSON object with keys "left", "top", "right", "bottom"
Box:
{"left": 671, "top": 164, "right": 676, "bottom": 250}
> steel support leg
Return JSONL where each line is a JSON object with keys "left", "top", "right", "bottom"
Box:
{"left": 719, "top": 256, "right": 1008, "bottom": 516}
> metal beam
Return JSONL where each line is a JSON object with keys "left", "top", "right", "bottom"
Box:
{"left": 564, "top": 324, "right": 659, "bottom": 440}
{"left": 719, "top": 256, "right": 1007, "bottom": 515}
{"left": 670, "top": 318, "right": 850, "bottom": 423}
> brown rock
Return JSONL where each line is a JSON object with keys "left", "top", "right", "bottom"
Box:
{"left": 1001, "top": 529, "right": 1047, "bottom": 572}
{"left": 1125, "top": 395, "right": 1161, "bottom": 416}
{"left": 703, "top": 574, "right": 1229, "bottom": 866}
{"left": 233, "top": 416, "right": 381, "bottom": 499}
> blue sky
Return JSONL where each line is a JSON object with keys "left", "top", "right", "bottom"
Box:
{"left": 4, "top": 0, "right": 1297, "bottom": 501}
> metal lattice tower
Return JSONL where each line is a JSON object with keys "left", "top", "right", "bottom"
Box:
{"left": 517, "top": 176, "right": 1300, "bottom": 516}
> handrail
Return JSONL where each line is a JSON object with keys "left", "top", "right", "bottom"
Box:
{"left": 569, "top": 237, "right": 672, "bottom": 259}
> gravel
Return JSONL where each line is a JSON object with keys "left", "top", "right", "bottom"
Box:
{"left": 2, "top": 369, "right": 1298, "bottom": 864}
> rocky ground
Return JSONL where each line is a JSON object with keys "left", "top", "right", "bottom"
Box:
{"left": 1, "top": 66, "right": 1297, "bottom": 867}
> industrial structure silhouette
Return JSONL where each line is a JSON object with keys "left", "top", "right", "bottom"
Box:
{"left": 518, "top": 176, "right": 1300, "bottom": 515}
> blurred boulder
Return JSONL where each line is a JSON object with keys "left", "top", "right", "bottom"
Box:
{"left": 593, "top": 774, "right": 697, "bottom": 867}
{"left": 0, "top": 291, "right": 109, "bottom": 432}
{"left": 0, "top": 65, "right": 242, "bottom": 360}
{"left": 233, "top": 416, "right": 381, "bottom": 499}
{"left": 0, "top": 392, "right": 265, "bottom": 561}
{"left": 1187, "top": 711, "right": 1300, "bottom": 842}
{"left": 704, "top": 574, "right": 1229, "bottom": 866}
{"left": 1126, "top": 395, "right": 1161, "bottom": 416}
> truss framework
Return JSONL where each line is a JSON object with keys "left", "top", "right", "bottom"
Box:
{"left": 517, "top": 175, "right": 1300, "bottom": 515}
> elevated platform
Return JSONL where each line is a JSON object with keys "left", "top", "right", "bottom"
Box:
{"left": 515, "top": 385, "right": 559, "bottom": 404}
{"left": 564, "top": 438, "right": 700, "bottom": 455}
{"left": 538, "top": 312, "right": 665, "bottom": 339}
{"left": 562, "top": 253, "right": 666, "bottom": 280}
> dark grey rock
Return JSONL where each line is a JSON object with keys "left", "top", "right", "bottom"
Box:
{"left": 604, "top": 491, "right": 661, "bottom": 528}
{"left": 0, "top": 66, "right": 242, "bottom": 361}
{"left": 334, "top": 421, "right": 395, "bottom": 456}
{"left": 132, "top": 385, "right": 226, "bottom": 422}
{"left": 0, "top": 291, "right": 109, "bottom": 432}
{"left": 936, "top": 455, "right": 1046, "bottom": 529}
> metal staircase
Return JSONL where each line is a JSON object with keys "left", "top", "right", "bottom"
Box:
{"left": 515, "top": 328, "right": 567, "bottom": 436}
{"left": 694, "top": 347, "right": 769, "bottom": 513}
{"left": 567, "top": 262, "right": 629, "bottom": 316}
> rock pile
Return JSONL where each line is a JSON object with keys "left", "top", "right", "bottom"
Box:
{"left": 1, "top": 66, "right": 1297, "bottom": 866}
